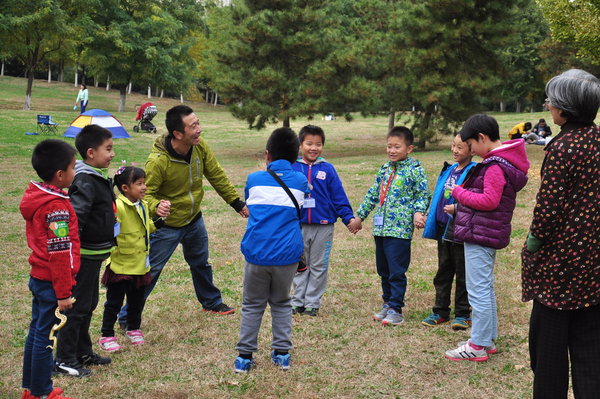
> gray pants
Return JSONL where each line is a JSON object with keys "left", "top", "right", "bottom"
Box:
{"left": 292, "top": 224, "right": 334, "bottom": 309}
{"left": 236, "top": 262, "right": 297, "bottom": 354}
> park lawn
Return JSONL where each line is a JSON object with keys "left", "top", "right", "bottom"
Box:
{"left": 0, "top": 77, "right": 561, "bottom": 398}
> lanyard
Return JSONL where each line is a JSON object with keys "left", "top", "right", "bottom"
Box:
{"left": 379, "top": 166, "right": 396, "bottom": 206}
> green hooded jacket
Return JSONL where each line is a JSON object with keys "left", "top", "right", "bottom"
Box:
{"left": 144, "top": 134, "right": 240, "bottom": 227}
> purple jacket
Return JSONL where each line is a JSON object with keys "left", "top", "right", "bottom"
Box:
{"left": 454, "top": 141, "right": 529, "bottom": 249}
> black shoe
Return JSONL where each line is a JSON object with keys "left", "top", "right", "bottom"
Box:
{"left": 79, "top": 352, "right": 111, "bottom": 366}
{"left": 202, "top": 303, "right": 235, "bottom": 315}
{"left": 303, "top": 308, "right": 319, "bottom": 316}
{"left": 53, "top": 361, "right": 92, "bottom": 377}
{"left": 292, "top": 306, "right": 305, "bottom": 315}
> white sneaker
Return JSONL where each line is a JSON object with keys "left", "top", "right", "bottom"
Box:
{"left": 445, "top": 339, "right": 488, "bottom": 362}
{"left": 98, "top": 336, "right": 121, "bottom": 352}
{"left": 458, "top": 340, "right": 497, "bottom": 354}
{"left": 373, "top": 303, "right": 390, "bottom": 321}
{"left": 381, "top": 308, "right": 404, "bottom": 326}
{"left": 126, "top": 329, "right": 145, "bottom": 345}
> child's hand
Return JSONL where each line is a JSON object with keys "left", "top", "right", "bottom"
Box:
{"left": 413, "top": 212, "right": 426, "bottom": 229}
{"left": 239, "top": 205, "right": 249, "bottom": 218}
{"left": 443, "top": 204, "right": 455, "bottom": 215}
{"left": 58, "top": 297, "right": 74, "bottom": 312}
{"left": 347, "top": 217, "right": 362, "bottom": 234}
{"left": 156, "top": 200, "right": 171, "bottom": 218}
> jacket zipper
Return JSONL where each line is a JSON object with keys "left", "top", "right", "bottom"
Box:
{"left": 307, "top": 163, "right": 312, "bottom": 224}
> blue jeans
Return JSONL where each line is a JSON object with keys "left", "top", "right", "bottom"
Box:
{"left": 119, "top": 215, "right": 223, "bottom": 323}
{"left": 22, "top": 278, "right": 57, "bottom": 397}
{"left": 464, "top": 242, "right": 497, "bottom": 347}
{"left": 374, "top": 237, "right": 411, "bottom": 311}
{"left": 80, "top": 101, "right": 87, "bottom": 113}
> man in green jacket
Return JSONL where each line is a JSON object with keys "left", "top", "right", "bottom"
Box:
{"left": 119, "top": 105, "right": 248, "bottom": 325}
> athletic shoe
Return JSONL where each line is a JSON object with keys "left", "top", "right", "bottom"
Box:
{"left": 421, "top": 314, "right": 448, "bottom": 327}
{"left": 126, "top": 329, "right": 146, "bottom": 345}
{"left": 373, "top": 303, "right": 390, "bottom": 322}
{"left": 381, "top": 308, "right": 404, "bottom": 326}
{"left": 99, "top": 336, "right": 121, "bottom": 352}
{"left": 458, "top": 340, "right": 497, "bottom": 354}
{"left": 79, "top": 352, "right": 111, "bottom": 366}
{"left": 53, "top": 361, "right": 92, "bottom": 377}
{"left": 22, "top": 388, "right": 64, "bottom": 399}
{"left": 29, "top": 389, "right": 74, "bottom": 399}
{"left": 234, "top": 357, "right": 255, "bottom": 373}
{"left": 451, "top": 317, "right": 472, "bottom": 331}
{"left": 271, "top": 351, "right": 291, "bottom": 370}
{"left": 444, "top": 340, "right": 488, "bottom": 362}
{"left": 292, "top": 306, "right": 305, "bottom": 315}
{"left": 202, "top": 303, "right": 235, "bottom": 315}
{"left": 303, "top": 308, "right": 318, "bottom": 317}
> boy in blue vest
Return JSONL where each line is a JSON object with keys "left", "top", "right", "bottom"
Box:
{"left": 234, "top": 127, "right": 308, "bottom": 373}
{"left": 291, "top": 125, "right": 358, "bottom": 317}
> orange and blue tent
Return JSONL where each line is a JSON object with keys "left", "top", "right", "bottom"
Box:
{"left": 64, "top": 109, "right": 131, "bottom": 138}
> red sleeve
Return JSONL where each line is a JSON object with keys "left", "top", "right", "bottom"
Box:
{"left": 452, "top": 165, "right": 506, "bottom": 211}
{"left": 43, "top": 202, "right": 76, "bottom": 299}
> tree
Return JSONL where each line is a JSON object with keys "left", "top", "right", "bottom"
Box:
{"left": 0, "top": 0, "right": 73, "bottom": 109}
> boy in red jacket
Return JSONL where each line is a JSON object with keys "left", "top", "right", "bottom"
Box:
{"left": 20, "top": 140, "right": 80, "bottom": 399}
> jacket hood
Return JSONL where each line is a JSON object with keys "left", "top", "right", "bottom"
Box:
{"left": 485, "top": 139, "right": 530, "bottom": 174}
{"left": 75, "top": 160, "right": 104, "bottom": 177}
{"left": 21, "top": 182, "right": 69, "bottom": 221}
{"left": 297, "top": 156, "right": 327, "bottom": 165}
{"left": 153, "top": 134, "right": 169, "bottom": 154}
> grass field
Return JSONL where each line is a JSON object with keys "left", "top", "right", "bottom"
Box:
{"left": 0, "top": 76, "right": 571, "bottom": 398}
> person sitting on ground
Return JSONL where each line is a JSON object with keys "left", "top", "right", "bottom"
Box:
{"left": 525, "top": 118, "right": 553, "bottom": 144}
{"left": 508, "top": 122, "right": 532, "bottom": 140}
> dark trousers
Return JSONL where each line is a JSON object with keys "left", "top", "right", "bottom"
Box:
{"left": 101, "top": 280, "right": 145, "bottom": 337}
{"left": 432, "top": 225, "right": 470, "bottom": 318}
{"left": 56, "top": 256, "right": 104, "bottom": 363}
{"left": 374, "top": 236, "right": 411, "bottom": 311}
{"left": 22, "top": 278, "right": 57, "bottom": 397}
{"left": 529, "top": 300, "right": 600, "bottom": 399}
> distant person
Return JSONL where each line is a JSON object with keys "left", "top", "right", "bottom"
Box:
{"left": 55, "top": 125, "right": 116, "bottom": 377}
{"left": 291, "top": 125, "right": 359, "bottom": 317}
{"left": 20, "top": 140, "right": 80, "bottom": 399}
{"left": 421, "top": 133, "right": 476, "bottom": 330}
{"left": 508, "top": 121, "right": 532, "bottom": 140}
{"left": 234, "top": 127, "right": 308, "bottom": 373}
{"left": 75, "top": 84, "right": 89, "bottom": 114}
{"left": 348, "top": 126, "right": 430, "bottom": 327}
{"left": 525, "top": 118, "right": 553, "bottom": 145}
{"left": 98, "top": 167, "right": 170, "bottom": 352}
{"left": 444, "top": 114, "right": 529, "bottom": 362}
{"left": 522, "top": 69, "right": 600, "bottom": 398}
{"left": 118, "top": 105, "right": 248, "bottom": 328}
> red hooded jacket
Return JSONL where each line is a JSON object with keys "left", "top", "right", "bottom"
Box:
{"left": 20, "top": 182, "right": 80, "bottom": 299}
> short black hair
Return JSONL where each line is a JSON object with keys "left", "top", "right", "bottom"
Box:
{"left": 75, "top": 124, "right": 112, "bottom": 159}
{"left": 267, "top": 127, "right": 299, "bottom": 163}
{"left": 166, "top": 105, "right": 194, "bottom": 137}
{"left": 299, "top": 125, "right": 325, "bottom": 145}
{"left": 459, "top": 114, "right": 499, "bottom": 142}
{"left": 387, "top": 126, "right": 414, "bottom": 146}
{"left": 539, "top": 118, "right": 546, "bottom": 123}
{"left": 524, "top": 122, "right": 532, "bottom": 130}
{"left": 32, "top": 139, "right": 77, "bottom": 181}
{"left": 114, "top": 166, "right": 146, "bottom": 194}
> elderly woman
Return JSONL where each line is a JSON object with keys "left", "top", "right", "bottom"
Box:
{"left": 521, "top": 69, "right": 600, "bottom": 399}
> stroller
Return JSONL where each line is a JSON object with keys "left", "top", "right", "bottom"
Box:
{"left": 133, "top": 102, "right": 158, "bottom": 133}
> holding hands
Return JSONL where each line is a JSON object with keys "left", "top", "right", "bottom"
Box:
{"left": 443, "top": 204, "right": 456, "bottom": 215}
{"left": 347, "top": 217, "right": 362, "bottom": 234}
{"left": 413, "top": 212, "right": 426, "bottom": 229}
{"left": 156, "top": 200, "right": 171, "bottom": 218}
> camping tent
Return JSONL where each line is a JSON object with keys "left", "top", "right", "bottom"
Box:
{"left": 64, "top": 109, "right": 131, "bottom": 138}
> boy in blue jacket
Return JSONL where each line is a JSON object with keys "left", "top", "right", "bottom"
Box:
{"left": 235, "top": 127, "right": 308, "bottom": 373}
{"left": 421, "top": 133, "right": 476, "bottom": 330}
{"left": 291, "top": 125, "right": 358, "bottom": 316}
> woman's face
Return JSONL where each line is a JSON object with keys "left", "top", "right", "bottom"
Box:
{"left": 80, "top": 84, "right": 85, "bottom": 90}
{"left": 547, "top": 101, "right": 567, "bottom": 126}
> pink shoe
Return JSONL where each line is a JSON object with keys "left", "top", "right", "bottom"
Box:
{"left": 99, "top": 336, "right": 121, "bottom": 352}
{"left": 126, "top": 329, "right": 145, "bottom": 345}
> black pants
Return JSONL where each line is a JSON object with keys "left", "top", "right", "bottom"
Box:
{"left": 529, "top": 300, "right": 600, "bottom": 399}
{"left": 56, "top": 255, "right": 105, "bottom": 363}
{"left": 432, "top": 225, "right": 470, "bottom": 319}
{"left": 101, "top": 280, "right": 145, "bottom": 337}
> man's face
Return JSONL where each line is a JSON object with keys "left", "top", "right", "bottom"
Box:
{"left": 177, "top": 113, "right": 202, "bottom": 146}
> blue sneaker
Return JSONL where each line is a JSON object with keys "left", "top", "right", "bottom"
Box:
{"left": 451, "top": 317, "right": 472, "bottom": 331}
{"left": 421, "top": 313, "right": 449, "bottom": 327}
{"left": 234, "top": 357, "right": 254, "bottom": 373}
{"left": 271, "top": 351, "right": 291, "bottom": 370}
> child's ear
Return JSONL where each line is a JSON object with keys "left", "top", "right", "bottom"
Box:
{"left": 120, "top": 184, "right": 129, "bottom": 194}
{"left": 86, "top": 147, "right": 95, "bottom": 160}
{"left": 407, "top": 145, "right": 415, "bottom": 154}
{"left": 265, "top": 150, "right": 272, "bottom": 163}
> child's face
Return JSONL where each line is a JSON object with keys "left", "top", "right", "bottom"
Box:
{"left": 123, "top": 177, "right": 146, "bottom": 202}
{"left": 57, "top": 156, "right": 76, "bottom": 189}
{"left": 451, "top": 135, "right": 472, "bottom": 165}
{"left": 87, "top": 138, "right": 115, "bottom": 168}
{"left": 300, "top": 134, "right": 323, "bottom": 163}
{"left": 466, "top": 134, "right": 486, "bottom": 158}
{"left": 386, "top": 136, "right": 413, "bottom": 162}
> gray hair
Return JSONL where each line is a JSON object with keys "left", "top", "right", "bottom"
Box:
{"left": 545, "top": 69, "right": 600, "bottom": 123}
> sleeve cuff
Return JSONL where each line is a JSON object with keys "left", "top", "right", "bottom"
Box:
{"left": 229, "top": 198, "right": 246, "bottom": 213}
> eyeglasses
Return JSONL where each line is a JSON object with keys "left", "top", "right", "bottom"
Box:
{"left": 544, "top": 98, "right": 551, "bottom": 106}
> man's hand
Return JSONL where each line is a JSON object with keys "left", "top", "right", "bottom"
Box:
{"left": 58, "top": 297, "right": 74, "bottom": 312}
{"left": 156, "top": 200, "right": 171, "bottom": 218}
{"left": 239, "top": 205, "right": 249, "bottom": 218}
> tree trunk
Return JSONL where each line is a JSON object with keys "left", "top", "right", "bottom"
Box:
{"left": 213, "top": 92, "right": 218, "bottom": 106}
{"left": 24, "top": 69, "right": 34, "bottom": 110}
{"left": 499, "top": 101, "right": 505, "bottom": 112}
{"left": 160, "top": 89, "right": 164, "bottom": 98}
{"left": 388, "top": 111, "right": 395, "bottom": 131}
{"left": 58, "top": 60, "right": 64, "bottom": 82}
{"left": 106, "top": 75, "right": 111, "bottom": 91}
{"left": 283, "top": 116, "right": 290, "bottom": 127}
{"left": 155, "top": 86, "right": 159, "bottom": 96}
{"left": 180, "top": 93, "right": 184, "bottom": 103}
{"left": 118, "top": 87, "right": 127, "bottom": 112}
{"left": 1, "top": 61, "right": 4, "bottom": 76}
{"left": 206, "top": 90, "right": 209, "bottom": 103}
{"left": 74, "top": 64, "right": 78, "bottom": 87}
{"left": 81, "top": 65, "right": 86, "bottom": 85}
{"left": 417, "top": 104, "right": 436, "bottom": 149}
{"left": 127, "top": 81, "right": 132, "bottom": 94}
{"left": 147, "top": 85, "right": 152, "bottom": 98}
{"left": 515, "top": 100, "right": 521, "bottom": 113}
{"left": 94, "top": 77, "right": 98, "bottom": 88}
{"left": 48, "top": 63, "right": 52, "bottom": 83}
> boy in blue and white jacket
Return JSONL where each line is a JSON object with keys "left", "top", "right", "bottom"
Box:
{"left": 291, "top": 125, "right": 358, "bottom": 317}
{"left": 235, "top": 127, "right": 309, "bottom": 373}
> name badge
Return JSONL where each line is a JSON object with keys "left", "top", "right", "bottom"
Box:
{"left": 113, "top": 222, "right": 121, "bottom": 237}
{"left": 303, "top": 198, "right": 316, "bottom": 208}
{"left": 374, "top": 215, "right": 384, "bottom": 226}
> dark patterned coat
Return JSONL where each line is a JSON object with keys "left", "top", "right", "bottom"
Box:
{"left": 521, "top": 122, "right": 600, "bottom": 310}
